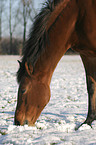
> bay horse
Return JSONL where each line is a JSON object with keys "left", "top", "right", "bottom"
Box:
{"left": 14, "top": 0, "right": 96, "bottom": 129}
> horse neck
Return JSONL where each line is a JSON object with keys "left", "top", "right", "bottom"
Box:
{"left": 33, "top": 0, "right": 78, "bottom": 85}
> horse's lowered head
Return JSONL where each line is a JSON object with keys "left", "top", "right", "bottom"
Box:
{"left": 14, "top": 62, "right": 50, "bottom": 126}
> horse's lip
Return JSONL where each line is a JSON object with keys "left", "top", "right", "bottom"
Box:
{"left": 23, "top": 120, "right": 29, "bottom": 125}
{"left": 23, "top": 120, "right": 35, "bottom": 126}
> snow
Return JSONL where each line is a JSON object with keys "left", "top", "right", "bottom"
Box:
{"left": 0, "top": 55, "right": 96, "bottom": 145}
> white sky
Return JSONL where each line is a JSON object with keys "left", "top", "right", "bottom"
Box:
{"left": 34, "top": 0, "right": 45, "bottom": 8}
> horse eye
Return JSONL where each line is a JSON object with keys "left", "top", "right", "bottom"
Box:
{"left": 21, "top": 89, "right": 26, "bottom": 94}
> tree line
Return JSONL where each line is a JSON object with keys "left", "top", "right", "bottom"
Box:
{"left": 0, "top": 0, "right": 38, "bottom": 55}
{"left": 0, "top": 0, "right": 76, "bottom": 55}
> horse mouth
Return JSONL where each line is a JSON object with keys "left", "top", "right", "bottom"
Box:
{"left": 14, "top": 112, "right": 37, "bottom": 126}
{"left": 23, "top": 119, "right": 36, "bottom": 126}
{"left": 14, "top": 105, "right": 43, "bottom": 126}
{"left": 15, "top": 118, "right": 35, "bottom": 126}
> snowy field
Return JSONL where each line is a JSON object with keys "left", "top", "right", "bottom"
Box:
{"left": 0, "top": 55, "right": 96, "bottom": 145}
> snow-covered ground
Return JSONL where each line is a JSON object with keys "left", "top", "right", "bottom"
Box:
{"left": 0, "top": 55, "right": 96, "bottom": 145}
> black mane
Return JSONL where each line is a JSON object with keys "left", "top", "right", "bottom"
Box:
{"left": 17, "top": 0, "right": 61, "bottom": 83}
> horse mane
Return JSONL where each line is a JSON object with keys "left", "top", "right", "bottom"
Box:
{"left": 17, "top": 0, "right": 61, "bottom": 83}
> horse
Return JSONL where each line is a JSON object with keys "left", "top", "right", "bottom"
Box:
{"left": 14, "top": 0, "right": 96, "bottom": 129}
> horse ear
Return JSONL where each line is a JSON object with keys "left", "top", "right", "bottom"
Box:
{"left": 25, "top": 62, "right": 33, "bottom": 76}
{"left": 17, "top": 60, "right": 21, "bottom": 66}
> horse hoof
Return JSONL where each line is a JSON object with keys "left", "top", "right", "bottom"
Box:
{"left": 75, "top": 122, "right": 92, "bottom": 131}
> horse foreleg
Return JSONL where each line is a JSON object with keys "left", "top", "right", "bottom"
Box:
{"left": 76, "top": 54, "right": 96, "bottom": 129}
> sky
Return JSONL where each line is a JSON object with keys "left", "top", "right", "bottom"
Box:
{"left": 34, "top": 0, "right": 45, "bottom": 8}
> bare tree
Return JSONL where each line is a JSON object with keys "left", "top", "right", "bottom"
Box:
{"left": 9, "top": 0, "right": 20, "bottom": 54}
{"left": 9, "top": 0, "right": 12, "bottom": 54}
{"left": 20, "top": 0, "right": 37, "bottom": 48}
{"left": 0, "top": 0, "right": 5, "bottom": 41}
{"left": 28, "top": 0, "right": 37, "bottom": 22}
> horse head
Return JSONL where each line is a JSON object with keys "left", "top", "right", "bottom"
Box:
{"left": 14, "top": 62, "right": 50, "bottom": 126}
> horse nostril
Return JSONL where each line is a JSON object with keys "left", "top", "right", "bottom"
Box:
{"left": 24, "top": 120, "right": 29, "bottom": 125}
{"left": 15, "top": 120, "right": 20, "bottom": 126}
